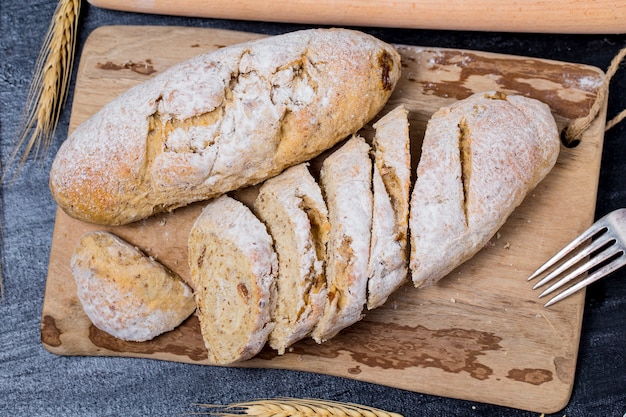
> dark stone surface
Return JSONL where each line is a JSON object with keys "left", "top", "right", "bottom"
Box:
{"left": 1, "top": 1, "right": 625, "bottom": 416}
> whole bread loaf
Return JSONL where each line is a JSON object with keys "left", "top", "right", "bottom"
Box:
{"left": 49, "top": 28, "right": 401, "bottom": 226}
{"left": 409, "top": 92, "right": 560, "bottom": 288}
{"left": 71, "top": 231, "right": 196, "bottom": 342}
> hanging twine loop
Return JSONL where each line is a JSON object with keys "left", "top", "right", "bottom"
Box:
{"left": 561, "top": 47, "right": 626, "bottom": 147}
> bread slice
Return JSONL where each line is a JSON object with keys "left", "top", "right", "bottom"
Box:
{"left": 312, "top": 135, "right": 373, "bottom": 343}
{"left": 367, "top": 105, "right": 411, "bottom": 309}
{"left": 188, "top": 195, "right": 277, "bottom": 364}
{"left": 409, "top": 91, "right": 560, "bottom": 288}
{"left": 71, "top": 231, "right": 195, "bottom": 342}
{"left": 254, "top": 163, "right": 330, "bottom": 354}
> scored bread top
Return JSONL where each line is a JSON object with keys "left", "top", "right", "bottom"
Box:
{"left": 254, "top": 163, "right": 330, "bottom": 354}
{"left": 367, "top": 105, "right": 411, "bottom": 309}
{"left": 312, "top": 135, "right": 373, "bottom": 343}
{"left": 71, "top": 231, "right": 196, "bottom": 342}
{"left": 409, "top": 91, "right": 560, "bottom": 288}
{"left": 188, "top": 195, "right": 278, "bottom": 364}
{"left": 50, "top": 28, "right": 401, "bottom": 226}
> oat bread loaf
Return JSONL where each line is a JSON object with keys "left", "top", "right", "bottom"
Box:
{"left": 409, "top": 92, "right": 560, "bottom": 288}
{"left": 71, "top": 231, "right": 195, "bottom": 342}
{"left": 188, "top": 195, "right": 278, "bottom": 364}
{"left": 367, "top": 105, "right": 411, "bottom": 309}
{"left": 312, "top": 136, "right": 373, "bottom": 343}
{"left": 49, "top": 28, "right": 402, "bottom": 226}
{"left": 254, "top": 163, "right": 330, "bottom": 354}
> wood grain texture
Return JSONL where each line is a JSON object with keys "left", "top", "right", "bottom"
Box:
{"left": 41, "top": 26, "right": 607, "bottom": 413}
{"left": 87, "top": 0, "right": 626, "bottom": 34}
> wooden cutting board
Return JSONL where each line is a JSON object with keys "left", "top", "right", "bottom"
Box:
{"left": 42, "top": 26, "right": 607, "bottom": 414}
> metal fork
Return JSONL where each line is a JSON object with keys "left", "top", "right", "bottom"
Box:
{"left": 528, "top": 208, "right": 626, "bottom": 307}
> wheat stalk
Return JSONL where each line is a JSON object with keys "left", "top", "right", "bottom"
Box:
{"left": 0, "top": 0, "right": 80, "bottom": 290}
{"left": 4, "top": 0, "right": 81, "bottom": 180}
{"left": 192, "top": 398, "right": 404, "bottom": 417}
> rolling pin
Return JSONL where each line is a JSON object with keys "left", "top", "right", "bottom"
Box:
{"left": 87, "top": 0, "right": 626, "bottom": 34}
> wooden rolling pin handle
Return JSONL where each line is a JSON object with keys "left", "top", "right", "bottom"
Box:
{"left": 88, "top": 0, "right": 626, "bottom": 34}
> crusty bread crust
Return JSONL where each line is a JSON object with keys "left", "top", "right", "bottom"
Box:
{"left": 254, "top": 163, "right": 329, "bottom": 354}
{"left": 367, "top": 105, "right": 411, "bottom": 309}
{"left": 50, "top": 28, "right": 401, "bottom": 226}
{"left": 188, "top": 195, "right": 277, "bottom": 364}
{"left": 71, "top": 231, "right": 195, "bottom": 342}
{"left": 312, "top": 136, "right": 372, "bottom": 343}
{"left": 409, "top": 92, "right": 560, "bottom": 288}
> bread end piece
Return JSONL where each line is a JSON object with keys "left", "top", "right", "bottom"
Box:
{"left": 409, "top": 91, "right": 560, "bottom": 288}
{"left": 71, "top": 231, "right": 195, "bottom": 342}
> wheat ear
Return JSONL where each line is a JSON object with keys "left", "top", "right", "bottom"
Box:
{"left": 4, "top": 0, "right": 81, "bottom": 180}
{"left": 193, "top": 398, "right": 404, "bottom": 417}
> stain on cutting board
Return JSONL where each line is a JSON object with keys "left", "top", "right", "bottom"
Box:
{"left": 507, "top": 368, "right": 553, "bottom": 385}
{"left": 88, "top": 315, "right": 207, "bottom": 361}
{"left": 96, "top": 60, "right": 157, "bottom": 75}
{"left": 396, "top": 46, "right": 603, "bottom": 120}
{"left": 275, "top": 323, "right": 503, "bottom": 380}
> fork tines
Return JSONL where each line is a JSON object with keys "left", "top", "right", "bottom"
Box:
{"left": 528, "top": 208, "right": 626, "bottom": 307}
